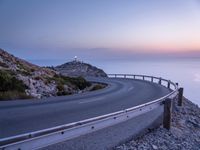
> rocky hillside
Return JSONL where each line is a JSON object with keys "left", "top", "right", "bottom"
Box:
{"left": 115, "top": 98, "right": 200, "bottom": 150}
{"left": 0, "top": 49, "right": 91, "bottom": 100}
{"left": 54, "top": 60, "right": 107, "bottom": 77}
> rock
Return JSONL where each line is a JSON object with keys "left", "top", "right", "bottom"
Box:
{"left": 152, "top": 144, "right": 158, "bottom": 150}
{"left": 186, "top": 120, "right": 199, "bottom": 128}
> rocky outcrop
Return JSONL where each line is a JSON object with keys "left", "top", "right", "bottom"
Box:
{"left": 55, "top": 60, "right": 107, "bottom": 77}
{"left": 115, "top": 98, "right": 200, "bottom": 150}
{"left": 0, "top": 49, "right": 91, "bottom": 99}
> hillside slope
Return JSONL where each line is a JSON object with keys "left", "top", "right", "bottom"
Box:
{"left": 0, "top": 49, "right": 91, "bottom": 100}
{"left": 55, "top": 60, "right": 107, "bottom": 77}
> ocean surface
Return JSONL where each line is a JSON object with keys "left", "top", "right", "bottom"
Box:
{"left": 31, "top": 58, "right": 200, "bottom": 106}
{"left": 95, "top": 58, "right": 200, "bottom": 106}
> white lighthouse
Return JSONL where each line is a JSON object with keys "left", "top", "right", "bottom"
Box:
{"left": 74, "top": 56, "right": 78, "bottom": 62}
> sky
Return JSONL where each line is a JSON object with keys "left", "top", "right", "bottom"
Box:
{"left": 0, "top": 0, "right": 200, "bottom": 65}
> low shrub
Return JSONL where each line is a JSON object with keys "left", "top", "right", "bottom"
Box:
{"left": 57, "top": 91, "right": 71, "bottom": 96}
{"left": 56, "top": 84, "right": 65, "bottom": 92}
{"left": 18, "top": 70, "right": 32, "bottom": 76}
{"left": 30, "top": 68, "right": 35, "bottom": 72}
{"left": 0, "top": 70, "right": 28, "bottom": 92}
{"left": 64, "top": 76, "right": 91, "bottom": 90}
{"left": 0, "top": 91, "right": 32, "bottom": 101}
{"left": 53, "top": 74, "right": 91, "bottom": 90}
{"left": 90, "top": 84, "right": 106, "bottom": 91}
{"left": 34, "top": 76, "right": 42, "bottom": 81}
{"left": 0, "top": 70, "right": 30, "bottom": 100}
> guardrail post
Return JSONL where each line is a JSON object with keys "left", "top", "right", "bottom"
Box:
{"left": 159, "top": 78, "right": 162, "bottom": 84}
{"left": 133, "top": 75, "right": 135, "bottom": 79}
{"left": 167, "top": 81, "right": 170, "bottom": 89}
{"left": 163, "top": 98, "right": 172, "bottom": 130}
{"left": 151, "top": 77, "right": 153, "bottom": 82}
{"left": 124, "top": 75, "right": 126, "bottom": 78}
{"left": 178, "top": 88, "right": 183, "bottom": 106}
{"left": 115, "top": 74, "right": 117, "bottom": 78}
{"left": 143, "top": 76, "right": 144, "bottom": 80}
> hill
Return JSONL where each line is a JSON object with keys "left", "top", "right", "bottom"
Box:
{"left": 0, "top": 49, "right": 91, "bottom": 100}
{"left": 55, "top": 60, "right": 107, "bottom": 77}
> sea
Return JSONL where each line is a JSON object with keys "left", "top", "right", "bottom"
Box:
{"left": 31, "top": 58, "right": 200, "bottom": 106}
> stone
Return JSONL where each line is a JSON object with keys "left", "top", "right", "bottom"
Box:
{"left": 152, "top": 145, "right": 158, "bottom": 150}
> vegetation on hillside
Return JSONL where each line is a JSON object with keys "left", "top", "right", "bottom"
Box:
{"left": 49, "top": 74, "right": 91, "bottom": 96}
{"left": 90, "top": 84, "right": 106, "bottom": 91}
{"left": 0, "top": 69, "right": 92, "bottom": 99}
{"left": 0, "top": 70, "right": 31, "bottom": 100}
{"left": 0, "top": 49, "right": 106, "bottom": 100}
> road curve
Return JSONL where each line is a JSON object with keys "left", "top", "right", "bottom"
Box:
{"left": 0, "top": 77, "right": 171, "bottom": 139}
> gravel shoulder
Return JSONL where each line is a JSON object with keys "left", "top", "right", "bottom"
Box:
{"left": 115, "top": 97, "right": 200, "bottom": 150}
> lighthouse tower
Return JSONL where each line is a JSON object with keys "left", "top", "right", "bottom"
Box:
{"left": 74, "top": 56, "right": 78, "bottom": 62}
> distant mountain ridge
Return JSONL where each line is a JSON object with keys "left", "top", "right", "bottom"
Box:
{"left": 55, "top": 60, "right": 107, "bottom": 77}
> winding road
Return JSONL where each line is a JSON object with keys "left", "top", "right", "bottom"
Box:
{"left": 0, "top": 77, "right": 171, "bottom": 139}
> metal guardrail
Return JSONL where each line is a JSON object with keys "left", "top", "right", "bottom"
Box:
{"left": 0, "top": 74, "right": 180, "bottom": 150}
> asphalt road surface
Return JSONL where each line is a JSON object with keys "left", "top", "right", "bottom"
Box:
{"left": 0, "top": 77, "right": 171, "bottom": 139}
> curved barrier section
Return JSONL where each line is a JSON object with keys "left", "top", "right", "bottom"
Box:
{"left": 0, "top": 74, "right": 180, "bottom": 150}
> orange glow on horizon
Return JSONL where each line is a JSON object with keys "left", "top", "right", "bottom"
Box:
{"left": 110, "top": 39, "right": 200, "bottom": 54}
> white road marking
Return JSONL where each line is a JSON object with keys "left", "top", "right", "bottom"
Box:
{"left": 79, "top": 97, "right": 105, "bottom": 104}
{"left": 128, "top": 87, "right": 134, "bottom": 91}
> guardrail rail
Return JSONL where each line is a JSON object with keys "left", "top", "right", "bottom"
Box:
{"left": 0, "top": 74, "right": 183, "bottom": 150}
